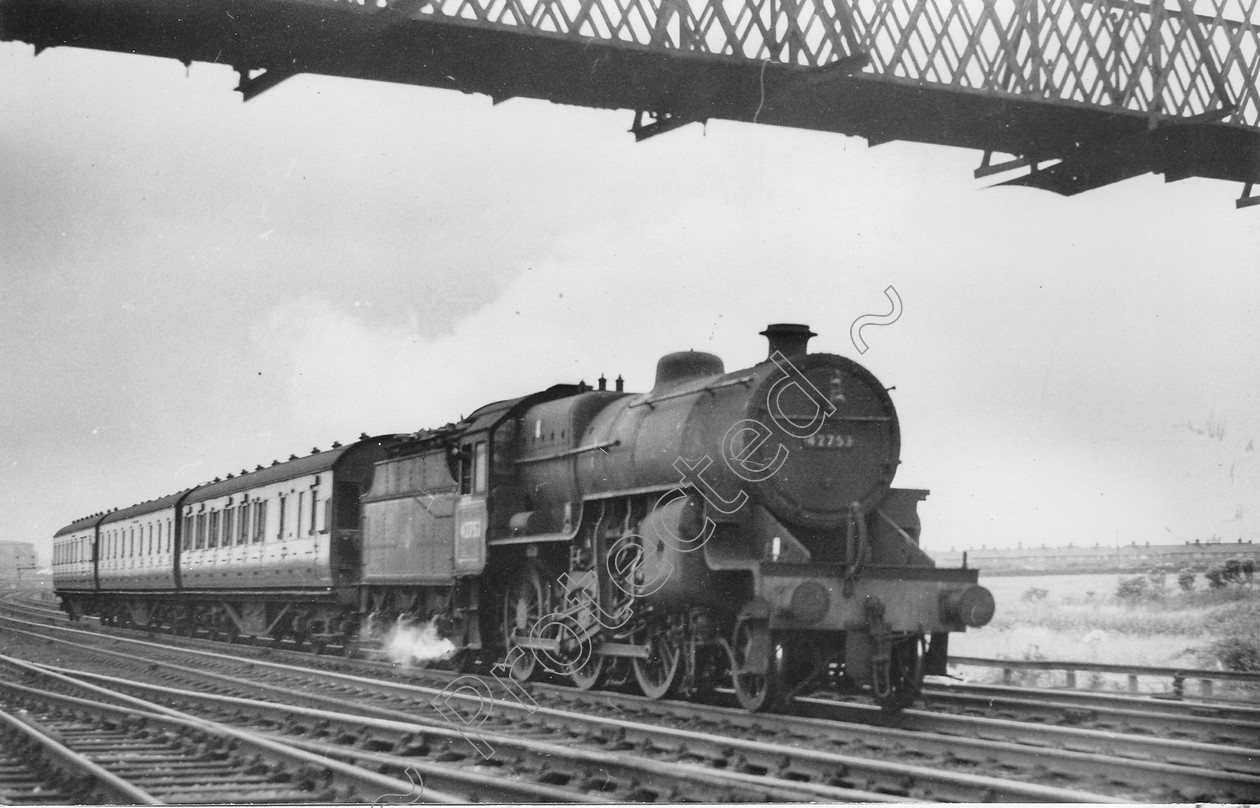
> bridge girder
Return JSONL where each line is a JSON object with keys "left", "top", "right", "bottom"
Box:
{"left": 2, "top": 0, "right": 1257, "bottom": 201}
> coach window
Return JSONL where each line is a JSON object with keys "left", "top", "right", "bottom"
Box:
{"left": 310, "top": 489, "right": 319, "bottom": 534}
{"left": 297, "top": 492, "right": 305, "bottom": 536}
{"left": 196, "top": 513, "right": 206, "bottom": 549}
{"left": 255, "top": 500, "right": 268, "bottom": 543}
{"left": 278, "top": 495, "right": 287, "bottom": 540}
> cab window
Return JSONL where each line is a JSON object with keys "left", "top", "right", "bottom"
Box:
{"left": 459, "top": 440, "right": 489, "bottom": 494}
{"left": 473, "top": 441, "right": 488, "bottom": 494}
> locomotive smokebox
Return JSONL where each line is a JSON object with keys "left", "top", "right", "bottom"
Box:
{"left": 760, "top": 323, "right": 816, "bottom": 358}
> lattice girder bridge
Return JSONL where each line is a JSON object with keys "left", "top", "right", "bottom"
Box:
{"left": 2, "top": 0, "right": 1258, "bottom": 203}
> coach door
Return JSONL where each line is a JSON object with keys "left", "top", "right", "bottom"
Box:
{"left": 453, "top": 436, "right": 489, "bottom": 574}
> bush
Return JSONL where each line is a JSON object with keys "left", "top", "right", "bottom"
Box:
{"left": 1116, "top": 576, "right": 1148, "bottom": 602}
{"left": 1206, "top": 567, "right": 1228, "bottom": 589}
{"left": 1208, "top": 636, "right": 1260, "bottom": 672}
{"left": 1178, "top": 569, "right": 1196, "bottom": 592}
{"left": 1021, "top": 587, "right": 1049, "bottom": 602}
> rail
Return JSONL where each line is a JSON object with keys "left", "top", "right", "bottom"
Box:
{"left": 950, "top": 655, "right": 1260, "bottom": 698}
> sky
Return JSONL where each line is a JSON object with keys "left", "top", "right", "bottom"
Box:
{"left": 2, "top": 36, "right": 1258, "bottom": 568}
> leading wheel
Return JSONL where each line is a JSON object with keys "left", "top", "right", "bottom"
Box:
{"left": 732, "top": 621, "right": 785, "bottom": 712}
{"left": 501, "top": 565, "right": 548, "bottom": 681}
{"left": 632, "top": 618, "right": 681, "bottom": 700}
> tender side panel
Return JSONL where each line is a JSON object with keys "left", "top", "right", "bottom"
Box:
{"left": 362, "top": 450, "right": 461, "bottom": 584}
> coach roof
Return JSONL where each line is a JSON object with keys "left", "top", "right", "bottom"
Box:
{"left": 182, "top": 436, "right": 399, "bottom": 505}
{"left": 100, "top": 490, "right": 192, "bottom": 526}
{"left": 53, "top": 512, "right": 110, "bottom": 538}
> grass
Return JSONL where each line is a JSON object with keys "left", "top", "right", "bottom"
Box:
{"left": 948, "top": 573, "right": 1260, "bottom": 697}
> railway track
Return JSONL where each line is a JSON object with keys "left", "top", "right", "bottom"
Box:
{"left": 0, "top": 662, "right": 449, "bottom": 804}
{"left": 4, "top": 615, "right": 1258, "bottom": 802}
{"left": 912, "top": 681, "right": 1260, "bottom": 744}
{"left": 0, "top": 699, "right": 156, "bottom": 805}
{"left": 7, "top": 591, "right": 1255, "bottom": 741}
{"left": 0, "top": 629, "right": 885, "bottom": 803}
{"left": 6, "top": 596, "right": 1260, "bottom": 801}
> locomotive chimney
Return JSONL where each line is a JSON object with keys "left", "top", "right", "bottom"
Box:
{"left": 615, "top": 375, "right": 624, "bottom": 392}
{"left": 760, "top": 323, "right": 816, "bottom": 359}
{"left": 598, "top": 374, "right": 607, "bottom": 391}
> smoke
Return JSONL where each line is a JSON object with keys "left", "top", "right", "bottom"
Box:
{"left": 384, "top": 618, "right": 457, "bottom": 666}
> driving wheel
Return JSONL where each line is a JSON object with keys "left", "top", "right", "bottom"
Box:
{"left": 501, "top": 565, "right": 548, "bottom": 681}
{"left": 632, "top": 618, "right": 681, "bottom": 700}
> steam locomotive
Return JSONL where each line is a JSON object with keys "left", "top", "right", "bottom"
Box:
{"left": 53, "top": 324, "right": 993, "bottom": 712}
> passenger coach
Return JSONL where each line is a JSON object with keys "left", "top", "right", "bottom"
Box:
{"left": 52, "top": 436, "right": 397, "bottom": 647}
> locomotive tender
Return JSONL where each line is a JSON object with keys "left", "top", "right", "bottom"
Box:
{"left": 53, "top": 324, "right": 993, "bottom": 711}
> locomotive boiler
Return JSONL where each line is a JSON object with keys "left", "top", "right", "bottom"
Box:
{"left": 53, "top": 323, "right": 993, "bottom": 713}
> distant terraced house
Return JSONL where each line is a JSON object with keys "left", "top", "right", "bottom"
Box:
{"left": 934, "top": 540, "right": 1259, "bottom": 575}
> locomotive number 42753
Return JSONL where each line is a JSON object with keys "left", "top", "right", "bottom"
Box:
{"left": 803, "top": 431, "right": 855, "bottom": 449}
